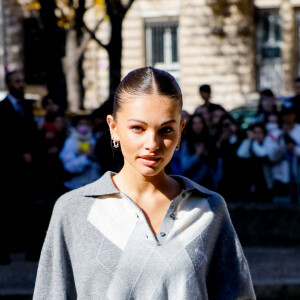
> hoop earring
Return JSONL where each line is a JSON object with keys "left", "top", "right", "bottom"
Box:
{"left": 112, "top": 140, "right": 120, "bottom": 149}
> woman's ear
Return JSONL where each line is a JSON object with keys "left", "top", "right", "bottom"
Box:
{"left": 106, "top": 115, "right": 119, "bottom": 141}
{"left": 180, "top": 118, "right": 186, "bottom": 133}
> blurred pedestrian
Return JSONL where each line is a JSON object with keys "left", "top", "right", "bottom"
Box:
{"left": 195, "top": 84, "right": 225, "bottom": 129}
{"left": 35, "top": 94, "right": 61, "bottom": 129}
{"left": 0, "top": 70, "right": 38, "bottom": 263}
{"left": 212, "top": 114, "right": 243, "bottom": 201}
{"left": 288, "top": 77, "right": 300, "bottom": 123}
{"left": 179, "top": 113, "right": 215, "bottom": 189}
{"left": 270, "top": 103, "right": 300, "bottom": 203}
{"left": 209, "top": 104, "right": 227, "bottom": 137}
{"left": 237, "top": 123, "right": 273, "bottom": 202}
{"left": 251, "top": 89, "right": 278, "bottom": 124}
{"left": 59, "top": 114, "right": 101, "bottom": 191}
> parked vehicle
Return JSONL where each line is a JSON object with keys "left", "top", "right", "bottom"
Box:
{"left": 229, "top": 95, "right": 292, "bottom": 129}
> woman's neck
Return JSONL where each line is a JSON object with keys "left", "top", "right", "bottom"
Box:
{"left": 112, "top": 164, "right": 181, "bottom": 203}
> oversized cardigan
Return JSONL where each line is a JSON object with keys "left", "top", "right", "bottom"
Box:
{"left": 33, "top": 171, "right": 256, "bottom": 299}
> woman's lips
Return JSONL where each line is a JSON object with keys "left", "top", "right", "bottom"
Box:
{"left": 138, "top": 155, "right": 161, "bottom": 166}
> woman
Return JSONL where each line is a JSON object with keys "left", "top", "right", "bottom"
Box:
{"left": 59, "top": 115, "right": 101, "bottom": 191}
{"left": 179, "top": 113, "right": 215, "bottom": 190}
{"left": 237, "top": 122, "right": 273, "bottom": 202}
{"left": 33, "top": 67, "right": 255, "bottom": 299}
{"left": 212, "top": 114, "right": 243, "bottom": 201}
{"left": 251, "top": 89, "right": 278, "bottom": 124}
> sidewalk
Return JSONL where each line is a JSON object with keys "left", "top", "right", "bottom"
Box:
{"left": 0, "top": 247, "right": 299, "bottom": 298}
{"left": 0, "top": 253, "right": 37, "bottom": 297}
{"left": 244, "top": 247, "right": 300, "bottom": 299}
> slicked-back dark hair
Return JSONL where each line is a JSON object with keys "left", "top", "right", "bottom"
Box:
{"left": 113, "top": 67, "right": 182, "bottom": 118}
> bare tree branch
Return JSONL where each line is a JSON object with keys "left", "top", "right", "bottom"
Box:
{"left": 77, "top": 16, "right": 106, "bottom": 59}
{"left": 82, "top": 21, "right": 108, "bottom": 50}
{"left": 126, "top": 0, "right": 135, "bottom": 11}
{"left": 76, "top": 30, "right": 90, "bottom": 61}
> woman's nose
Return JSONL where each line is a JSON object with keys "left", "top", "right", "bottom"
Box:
{"left": 145, "top": 131, "right": 159, "bottom": 151}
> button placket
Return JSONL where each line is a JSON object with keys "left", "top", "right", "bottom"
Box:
{"left": 170, "top": 212, "right": 176, "bottom": 220}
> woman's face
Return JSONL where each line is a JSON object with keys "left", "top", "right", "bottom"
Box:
{"left": 54, "top": 116, "right": 65, "bottom": 132}
{"left": 222, "top": 119, "right": 237, "bottom": 135}
{"left": 192, "top": 116, "right": 204, "bottom": 135}
{"left": 107, "top": 94, "right": 185, "bottom": 178}
{"left": 211, "top": 109, "right": 225, "bottom": 126}
{"left": 253, "top": 126, "right": 265, "bottom": 143}
{"left": 261, "top": 97, "right": 274, "bottom": 112}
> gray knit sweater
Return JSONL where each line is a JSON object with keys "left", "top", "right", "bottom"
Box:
{"left": 33, "top": 171, "right": 256, "bottom": 299}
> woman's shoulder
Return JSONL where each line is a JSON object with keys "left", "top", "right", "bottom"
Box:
{"left": 50, "top": 186, "right": 93, "bottom": 223}
{"left": 53, "top": 172, "right": 119, "bottom": 217}
{"left": 173, "top": 175, "right": 227, "bottom": 211}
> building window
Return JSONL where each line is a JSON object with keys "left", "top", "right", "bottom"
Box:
{"left": 256, "top": 9, "right": 283, "bottom": 93}
{"left": 144, "top": 20, "right": 180, "bottom": 81}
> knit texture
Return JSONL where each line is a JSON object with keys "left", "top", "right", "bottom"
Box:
{"left": 33, "top": 171, "right": 256, "bottom": 300}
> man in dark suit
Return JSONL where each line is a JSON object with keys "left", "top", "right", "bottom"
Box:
{"left": 0, "top": 70, "right": 38, "bottom": 264}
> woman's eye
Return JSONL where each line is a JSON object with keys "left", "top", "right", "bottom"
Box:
{"left": 160, "top": 127, "right": 174, "bottom": 134}
{"left": 131, "top": 126, "right": 143, "bottom": 132}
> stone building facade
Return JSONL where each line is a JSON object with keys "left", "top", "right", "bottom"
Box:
{"left": 0, "top": 0, "right": 24, "bottom": 91}
{"left": 120, "top": 0, "right": 256, "bottom": 112}
{"left": 1, "top": 0, "right": 300, "bottom": 111}
{"left": 85, "top": 0, "right": 300, "bottom": 111}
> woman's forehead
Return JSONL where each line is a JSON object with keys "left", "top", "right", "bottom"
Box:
{"left": 118, "top": 94, "right": 181, "bottom": 115}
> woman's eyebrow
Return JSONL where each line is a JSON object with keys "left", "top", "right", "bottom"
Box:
{"left": 161, "top": 120, "right": 177, "bottom": 125}
{"left": 128, "top": 119, "right": 147, "bottom": 125}
{"left": 128, "top": 119, "right": 177, "bottom": 126}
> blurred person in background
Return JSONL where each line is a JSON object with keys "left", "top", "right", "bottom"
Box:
{"left": 237, "top": 123, "right": 273, "bottom": 202}
{"left": 0, "top": 70, "right": 39, "bottom": 263}
{"left": 251, "top": 89, "right": 278, "bottom": 124}
{"left": 35, "top": 94, "right": 61, "bottom": 130}
{"left": 34, "top": 112, "right": 68, "bottom": 253}
{"left": 270, "top": 103, "right": 300, "bottom": 203}
{"left": 179, "top": 113, "right": 215, "bottom": 189}
{"left": 195, "top": 85, "right": 225, "bottom": 130}
{"left": 59, "top": 115, "right": 101, "bottom": 191}
{"left": 212, "top": 114, "right": 243, "bottom": 201}
{"left": 209, "top": 104, "right": 227, "bottom": 138}
{"left": 288, "top": 77, "right": 300, "bottom": 123}
{"left": 265, "top": 112, "right": 281, "bottom": 135}
{"left": 35, "top": 111, "right": 68, "bottom": 198}
{"left": 196, "top": 84, "right": 220, "bottom": 112}
{"left": 194, "top": 104, "right": 210, "bottom": 126}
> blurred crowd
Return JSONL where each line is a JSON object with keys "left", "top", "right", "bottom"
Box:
{"left": 0, "top": 70, "right": 300, "bottom": 264}
{"left": 172, "top": 85, "right": 300, "bottom": 205}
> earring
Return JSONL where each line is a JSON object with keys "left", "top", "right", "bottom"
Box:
{"left": 175, "top": 138, "right": 181, "bottom": 151}
{"left": 112, "top": 139, "right": 120, "bottom": 149}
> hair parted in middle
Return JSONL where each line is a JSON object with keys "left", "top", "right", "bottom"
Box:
{"left": 113, "top": 66, "right": 183, "bottom": 118}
